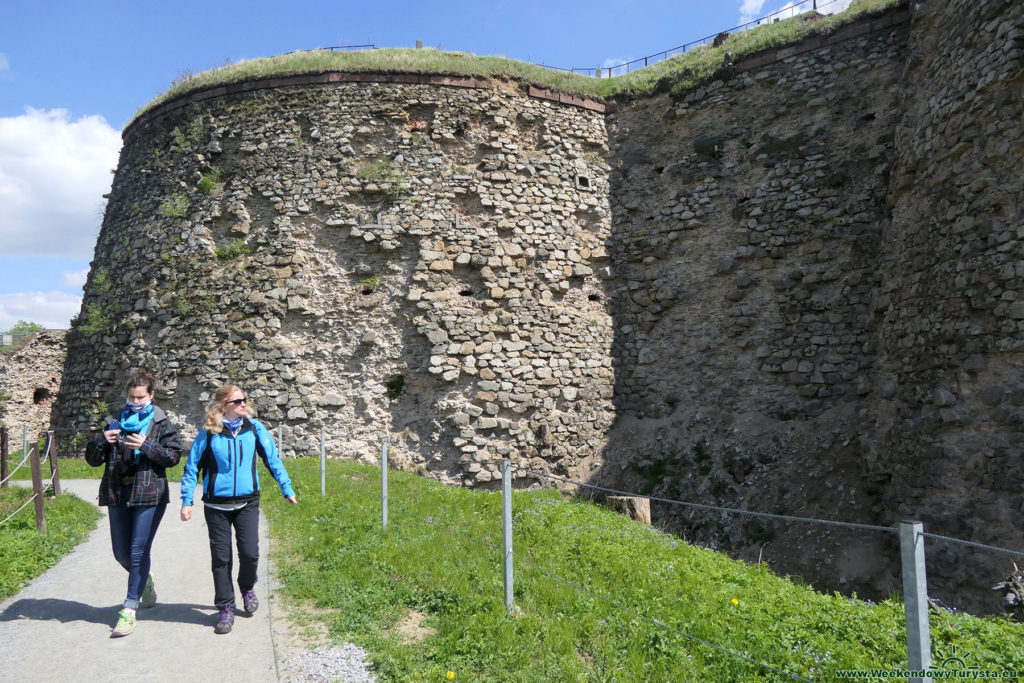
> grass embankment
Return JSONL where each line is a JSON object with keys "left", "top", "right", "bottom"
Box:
{"left": 139, "top": 0, "right": 902, "bottom": 119}
{"left": 264, "top": 458, "right": 1023, "bottom": 681}
{"left": 0, "top": 483, "right": 100, "bottom": 602}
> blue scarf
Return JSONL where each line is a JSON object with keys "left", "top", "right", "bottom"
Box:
{"left": 120, "top": 403, "right": 155, "bottom": 462}
{"left": 222, "top": 417, "right": 243, "bottom": 434}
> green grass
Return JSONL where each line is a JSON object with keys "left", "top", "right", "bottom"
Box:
{"left": 137, "top": 0, "right": 902, "bottom": 120}
{"left": 0, "top": 484, "right": 101, "bottom": 602}
{"left": 263, "top": 458, "right": 1023, "bottom": 681}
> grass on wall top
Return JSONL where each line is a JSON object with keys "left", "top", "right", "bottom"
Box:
{"left": 136, "top": 0, "right": 903, "bottom": 121}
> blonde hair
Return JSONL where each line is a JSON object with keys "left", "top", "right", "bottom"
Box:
{"left": 203, "top": 384, "right": 256, "bottom": 434}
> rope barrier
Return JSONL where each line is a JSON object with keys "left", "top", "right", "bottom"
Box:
{"left": 515, "top": 466, "right": 898, "bottom": 534}
{"left": 0, "top": 449, "right": 32, "bottom": 486}
{"left": 512, "top": 550, "right": 812, "bottom": 682}
{"left": 0, "top": 490, "right": 39, "bottom": 527}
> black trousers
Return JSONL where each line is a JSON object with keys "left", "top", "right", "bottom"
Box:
{"left": 203, "top": 499, "right": 260, "bottom": 609}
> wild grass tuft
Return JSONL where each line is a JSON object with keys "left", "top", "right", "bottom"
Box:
{"left": 214, "top": 237, "right": 253, "bottom": 261}
{"left": 263, "top": 458, "right": 1023, "bottom": 681}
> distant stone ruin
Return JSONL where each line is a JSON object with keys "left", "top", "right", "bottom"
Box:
{"left": 0, "top": 330, "right": 66, "bottom": 432}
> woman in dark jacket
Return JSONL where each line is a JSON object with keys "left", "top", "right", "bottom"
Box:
{"left": 180, "top": 384, "right": 296, "bottom": 634}
{"left": 85, "top": 370, "right": 182, "bottom": 637}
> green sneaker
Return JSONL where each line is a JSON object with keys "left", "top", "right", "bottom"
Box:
{"left": 111, "top": 609, "right": 136, "bottom": 638}
{"left": 140, "top": 573, "right": 157, "bottom": 608}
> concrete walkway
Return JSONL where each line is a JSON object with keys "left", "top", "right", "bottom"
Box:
{"left": 0, "top": 480, "right": 283, "bottom": 682}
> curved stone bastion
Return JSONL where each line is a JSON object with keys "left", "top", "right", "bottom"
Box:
{"left": 50, "top": 0, "right": 1024, "bottom": 612}
{"left": 54, "top": 74, "right": 615, "bottom": 485}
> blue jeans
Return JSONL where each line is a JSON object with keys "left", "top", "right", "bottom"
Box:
{"left": 107, "top": 497, "right": 166, "bottom": 610}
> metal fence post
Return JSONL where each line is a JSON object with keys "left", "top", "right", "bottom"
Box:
{"left": 381, "top": 436, "right": 388, "bottom": 530}
{"left": 29, "top": 442, "right": 46, "bottom": 532}
{"left": 277, "top": 424, "right": 283, "bottom": 456}
{"left": 320, "top": 427, "right": 326, "bottom": 497}
{"left": 502, "top": 459, "right": 514, "bottom": 612}
{"left": 1, "top": 426, "right": 8, "bottom": 487}
{"left": 23, "top": 425, "right": 28, "bottom": 464}
{"left": 46, "top": 430, "right": 61, "bottom": 496}
{"left": 900, "top": 520, "right": 932, "bottom": 683}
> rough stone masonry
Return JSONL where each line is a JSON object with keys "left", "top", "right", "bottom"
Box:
{"left": 48, "top": 0, "right": 1022, "bottom": 612}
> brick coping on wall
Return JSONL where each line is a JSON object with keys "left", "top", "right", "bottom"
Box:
{"left": 125, "top": 72, "right": 610, "bottom": 140}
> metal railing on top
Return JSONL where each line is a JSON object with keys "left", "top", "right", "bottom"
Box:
{"left": 538, "top": 0, "right": 853, "bottom": 77}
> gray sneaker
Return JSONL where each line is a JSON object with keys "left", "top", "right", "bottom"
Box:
{"left": 140, "top": 573, "right": 156, "bottom": 608}
{"left": 214, "top": 605, "right": 234, "bottom": 634}
{"left": 242, "top": 589, "right": 259, "bottom": 613}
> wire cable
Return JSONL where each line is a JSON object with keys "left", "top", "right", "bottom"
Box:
{"left": 514, "top": 466, "right": 898, "bottom": 534}
{"left": 390, "top": 498, "right": 501, "bottom": 552}
{"left": 512, "top": 550, "right": 812, "bottom": 682}
{"left": 922, "top": 532, "right": 1024, "bottom": 561}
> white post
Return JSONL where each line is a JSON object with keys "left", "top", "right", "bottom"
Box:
{"left": 277, "top": 424, "right": 283, "bottom": 456}
{"left": 320, "top": 427, "right": 326, "bottom": 496}
{"left": 900, "top": 520, "right": 932, "bottom": 683}
{"left": 502, "top": 460, "right": 514, "bottom": 612}
{"left": 22, "top": 425, "right": 28, "bottom": 460}
{"left": 381, "top": 436, "right": 388, "bottom": 529}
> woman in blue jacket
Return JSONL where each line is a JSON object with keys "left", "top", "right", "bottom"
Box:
{"left": 180, "top": 384, "right": 297, "bottom": 634}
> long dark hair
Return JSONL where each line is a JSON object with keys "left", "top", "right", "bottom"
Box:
{"left": 126, "top": 370, "right": 157, "bottom": 396}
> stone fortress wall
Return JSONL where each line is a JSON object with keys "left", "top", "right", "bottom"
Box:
{"left": 53, "top": 74, "right": 615, "bottom": 487}
{"left": 0, "top": 330, "right": 66, "bottom": 433}
{"left": 51, "top": 0, "right": 1022, "bottom": 610}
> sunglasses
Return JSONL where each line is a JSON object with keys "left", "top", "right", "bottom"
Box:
{"left": 225, "top": 397, "right": 247, "bottom": 406}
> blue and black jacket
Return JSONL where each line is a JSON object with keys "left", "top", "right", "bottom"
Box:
{"left": 181, "top": 417, "right": 294, "bottom": 506}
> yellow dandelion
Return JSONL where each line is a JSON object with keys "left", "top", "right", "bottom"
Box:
{"left": 446, "top": 672, "right": 455, "bottom": 680}
{"left": 731, "top": 598, "right": 739, "bottom": 606}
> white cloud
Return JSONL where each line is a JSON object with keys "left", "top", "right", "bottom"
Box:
{"left": 740, "top": 0, "right": 768, "bottom": 23}
{"left": 62, "top": 268, "right": 90, "bottom": 290}
{"left": 0, "top": 53, "right": 9, "bottom": 72}
{"left": 0, "top": 291, "right": 81, "bottom": 331}
{"left": 819, "top": 0, "right": 854, "bottom": 14}
{"left": 601, "top": 57, "right": 637, "bottom": 78}
{"left": 741, "top": 0, "right": 851, "bottom": 25}
{"left": 770, "top": 2, "right": 802, "bottom": 21}
{"left": 0, "top": 107, "right": 122, "bottom": 259}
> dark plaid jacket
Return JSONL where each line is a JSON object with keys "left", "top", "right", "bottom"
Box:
{"left": 85, "top": 405, "right": 182, "bottom": 506}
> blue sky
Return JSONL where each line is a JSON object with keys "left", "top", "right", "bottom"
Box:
{"left": 0, "top": 0, "right": 851, "bottom": 331}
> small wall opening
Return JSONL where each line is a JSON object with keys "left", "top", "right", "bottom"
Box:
{"left": 33, "top": 388, "right": 51, "bottom": 404}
